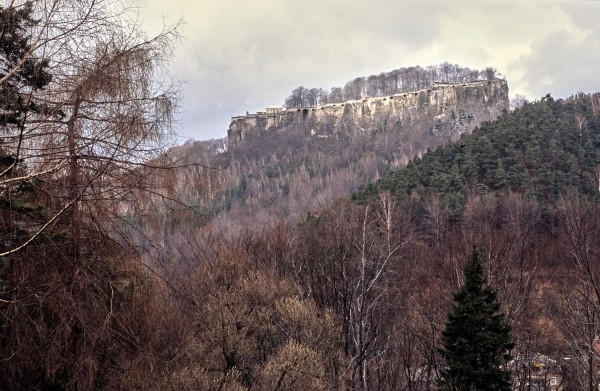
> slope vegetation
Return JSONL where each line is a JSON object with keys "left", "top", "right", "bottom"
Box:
{"left": 354, "top": 93, "right": 600, "bottom": 213}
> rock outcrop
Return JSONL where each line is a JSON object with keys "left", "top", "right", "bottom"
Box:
{"left": 228, "top": 79, "right": 509, "bottom": 148}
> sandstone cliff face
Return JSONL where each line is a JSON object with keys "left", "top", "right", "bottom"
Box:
{"left": 228, "top": 79, "right": 509, "bottom": 147}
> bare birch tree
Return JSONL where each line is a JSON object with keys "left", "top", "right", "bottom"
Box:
{"left": 0, "top": 0, "right": 180, "bottom": 257}
{"left": 547, "top": 195, "right": 600, "bottom": 391}
{"left": 0, "top": 1, "right": 182, "bottom": 389}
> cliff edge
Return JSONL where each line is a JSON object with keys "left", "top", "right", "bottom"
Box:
{"left": 228, "top": 79, "right": 509, "bottom": 148}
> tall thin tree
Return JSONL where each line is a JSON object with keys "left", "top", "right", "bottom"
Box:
{"left": 439, "top": 249, "right": 513, "bottom": 391}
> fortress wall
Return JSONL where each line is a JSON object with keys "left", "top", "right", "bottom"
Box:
{"left": 228, "top": 79, "right": 509, "bottom": 147}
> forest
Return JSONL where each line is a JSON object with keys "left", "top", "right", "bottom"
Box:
{"left": 354, "top": 93, "right": 600, "bottom": 213}
{"left": 2, "top": 1, "right": 600, "bottom": 391}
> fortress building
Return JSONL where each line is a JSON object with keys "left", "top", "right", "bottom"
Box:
{"left": 228, "top": 79, "right": 509, "bottom": 148}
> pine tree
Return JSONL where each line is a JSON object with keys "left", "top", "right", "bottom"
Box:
{"left": 439, "top": 249, "right": 513, "bottom": 391}
{"left": 0, "top": 3, "right": 52, "bottom": 127}
{"left": 0, "top": 3, "right": 52, "bottom": 176}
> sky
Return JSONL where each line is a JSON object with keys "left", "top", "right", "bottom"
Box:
{"left": 140, "top": 0, "right": 600, "bottom": 142}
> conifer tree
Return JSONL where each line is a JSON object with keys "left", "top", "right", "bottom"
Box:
{"left": 439, "top": 249, "right": 513, "bottom": 391}
{"left": 0, "top": 3, "right": 52, "bottom": 127}
{"left": 0, "top": 3, "right": 52, "bottom": 174}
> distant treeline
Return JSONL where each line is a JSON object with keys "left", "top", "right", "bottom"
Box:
{"left": 284, "top": 63, "right": 501, "bottom": 108}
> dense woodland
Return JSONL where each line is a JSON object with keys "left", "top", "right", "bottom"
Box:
{"left": 3, "top": 1, "right": 600, "bottom": 391}
{"left": 354, "top": 93, "right": 600, "bottom": 212}
{"left": 150, "top": 93, "right": 600, "bottom": 391}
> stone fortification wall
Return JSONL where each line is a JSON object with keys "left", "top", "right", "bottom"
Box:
{"left": 228, "top": 79, "right": 509, "bottom": 147}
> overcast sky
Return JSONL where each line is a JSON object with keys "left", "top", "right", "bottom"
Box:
{"left": 140, "top": 0, "right": 600, "bottom": 142}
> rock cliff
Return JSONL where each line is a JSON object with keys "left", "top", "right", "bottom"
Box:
{"left": 228, "top": 79, "right": 509, "bottom": 148}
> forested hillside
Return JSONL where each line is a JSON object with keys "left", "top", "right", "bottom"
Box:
{"left": 4, "top": 1, "right": 600, "bottom": 390}
{"left": 123, "top": 82, "right": 600, "bottom": 391}
{"left": 121, "top": 93, "right": 600, "bottom": 391}
{"left": 152, "top": 78, "right": 508, "bottom": 244}
{"left": 354, "top": 93, "right": 600, "bottom": 214}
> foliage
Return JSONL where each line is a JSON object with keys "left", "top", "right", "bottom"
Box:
{"left": 439, "top": 249, "right": 513, "bottom": 391}
{"left": 4, "top": 3, "right": 600, "bottom": 390}
{"left": 0, "top": 2, "right": 52, "bottom": 188}
{"left": 164, "top": 251, "right": 345, "bottom": 391}
{"left": 353, "top": 93, "right": 600, "bottom": 215}
{"left": 0, "top": 3, "right": 52, "bottom": 127}
{"left": 167, "top": 82, "right": 507, "bottom": 235}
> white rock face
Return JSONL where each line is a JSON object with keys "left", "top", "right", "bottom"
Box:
{"left": 228, "top": 79, "right": 509, "bottom": 147}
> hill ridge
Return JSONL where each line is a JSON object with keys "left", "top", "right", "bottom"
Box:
{"left": 228, "top": 79, "right": 509, "bottom": 148}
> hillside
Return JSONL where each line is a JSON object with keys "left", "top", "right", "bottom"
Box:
{"left": 159, "top": 78, "right": 508, "bottom": 239}
{"left": 123, "top": 87, "right": 600, "bottom": 391}
{"left": 5, "top": 1, "right": 600, "bottom": 389}
{"left": 133, "top": 90, "right": 600, "bottom": 391}
{"left": 353, "top": 93, "right": 600, "bottom": 213}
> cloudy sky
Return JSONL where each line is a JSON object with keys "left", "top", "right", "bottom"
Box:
{"left": 141, "top": 0, "right": 600, "bottom": 142}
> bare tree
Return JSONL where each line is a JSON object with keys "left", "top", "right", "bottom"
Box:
{"left": 284, "top": 86, "right": 307, "bottom": 107}
{"left": 548, "top": 195, "right": 600, "bottom": 391}
{"left": 0, "top": 1, "right": 182, "bottom": 389}
{"left": 0, "top": 0, "right": 181, "bottom": 257}
{"left": 510, "top": 94, "right": 529, "bottom": 110}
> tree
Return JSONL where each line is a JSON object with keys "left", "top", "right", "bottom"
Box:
{"left": 0, "top": 0, "right": 180, "bottom": 257}
{"left": 0, "top": 1, "right": 182, "bottom": 389}
{"left": 0, "top": 3, "right": 52, "bottom": 127}
{"left": 548, "top": 195, "right": 600, "bottom": 391}
{"left": 293, "top": 198, "right": 414, "bottom": 390}
{"left": 284, "top": 86, "right": 306, "bottom": 107}
{"left": 439, "top": 249, "right": 513, "bottom": 391}
{"left": 0, "top": 3, "right": 52, "bottom": 183}
{"left": 510, "top": 94, "right": 528, "bottom": 111}
{"left": 483, "top": 67, "right": 498, "bottom": 81}
{"left": 329, "top": 86, "right": 343, "bottom": 103}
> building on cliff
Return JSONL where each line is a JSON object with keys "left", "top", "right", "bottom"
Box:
{"left": 228, "top": 79, "right": 509, "bottom": 148}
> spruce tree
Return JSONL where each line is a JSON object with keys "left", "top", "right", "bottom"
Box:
{"left": 439, "top": 249, "right": 513, "bottom": 391}
{"left": 0, "top": 3, "right": 52, "bottom": 127}
{"left": 0, "top": 3, "right": 52, "bottom": 174}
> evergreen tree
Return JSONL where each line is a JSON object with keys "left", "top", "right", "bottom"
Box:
{"left": 0, "top": 3, "right": 52, "bottom": 176}
{"left": 439, "top": 249, "right": 513, "bottom": 391}
{"left": 353, "top": 94, "right": 600, "bottom": 205}
{"left": 0, "top": 3, "right": 52, "bottom": 127}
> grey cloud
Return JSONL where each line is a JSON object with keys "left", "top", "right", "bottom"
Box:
{"left": 509, "top": 8, "right": 600, "bottom": 100}
{"left": 517, "top": 34, "right": 600, "bottom": 98}
{"left": 168, "top": 1, "right": 453, "bottom": 140}
{"left": 145, "top": 0, "right": 600, "bottom": 140}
